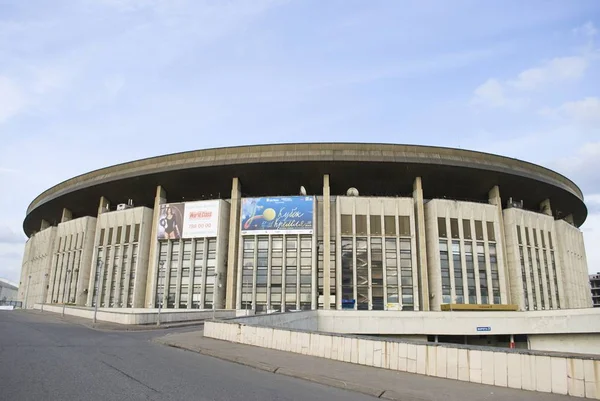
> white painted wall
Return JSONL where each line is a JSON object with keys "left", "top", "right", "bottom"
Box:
{"left": 529, "top": 334, "right": 600, "bottom": 355}
{"left": 555, "top": 220, "right": 592, "bottom": 309}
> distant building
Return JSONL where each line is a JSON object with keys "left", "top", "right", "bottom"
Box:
{"left": 590, "top": 273, "right": 600, "bottom": 307}
{"left": 0, "top": 279, "right": 18, "bottom": 302}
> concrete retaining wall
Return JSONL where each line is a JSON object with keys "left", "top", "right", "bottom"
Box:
{"left": 33, "top": 304, "right": 235, "bottom": 324}
{"left": 232, "top": 310, "right": 318, "bottom": 330}
{"left": 205, "top": 320, "right": 600, "bottom": 399}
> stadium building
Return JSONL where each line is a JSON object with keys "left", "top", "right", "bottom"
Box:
{"left": 18, "top": 143, "right": 592, "bottom": 314}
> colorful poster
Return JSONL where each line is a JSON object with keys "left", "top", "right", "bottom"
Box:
{"left": 241, "top": 196, "right": 314, "bottom": 235}
{"left": 157, "top": 200, "right": 219, "bottom": 239}
{"left": 157, "top": 203, "right": 185, "bottom": 239}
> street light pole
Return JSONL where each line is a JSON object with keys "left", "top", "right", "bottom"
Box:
{"left": 157, "top": 260, "right": 165, "bottom": 327}
{"left": 24, "top": 275, "right": 31, "bottom": 309}
{"left": 93, "top": 260, "right": 104, "bottom": 324}
{"left": 41, "top": 273, "right": 48, "bottom": 312}
{"left": 62, "top": 269, "right": 72, "bottom": 317}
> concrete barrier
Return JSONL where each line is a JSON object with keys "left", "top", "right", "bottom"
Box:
{"left": 33, "top": 304, "right": 235, "bottom": 324}
{"left": 205, "top": 320, "right": 600, "bottom": 399}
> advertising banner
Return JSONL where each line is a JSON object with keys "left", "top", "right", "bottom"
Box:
{"left": 241, "top": 196, "right": 314, "bottom": 235}
{"left": 181, "top": 200, "right": 219, "bottom": 238}
{"left": 157, "top": 200, "right": 219, "bottom": 239}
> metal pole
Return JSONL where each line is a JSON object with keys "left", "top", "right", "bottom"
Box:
{"left": 24, "top": 275, "right": 31, "bottom": 309}
{"left": 93, "top": 261, "right": 103, "bottom": 324}
{"left": 62, "top": 270, "right": 71, "bottom": 317}
{"left": 41, "top": 273, "right": 48, "bottom": 312}
{"left": 157, "top": 261, "right": 165, "bottom": 327}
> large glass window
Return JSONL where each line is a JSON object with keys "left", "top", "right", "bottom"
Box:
{"left": 356, "top": 238, "right": 368, "bottom": 310}
{"left": 370, "top": 238, "right": 383, "bottom": 310}
{"left": 285, "top": 236, "right": 298, "bottom": 311}
{"left": 385, "top": 238, "right": 398, "bottom": 306}
{"left": 477, "top": 242, "right": 488, "bottom": 304}
{"left": 400, "top": 238, "right": 413, "bottom": 310}
{"left": 341, "top": 238, "right": 353, "bottom": 304}
{"left": 489, "top": 244, "right": 500, "bottom": 304}
{"left": 453, "top": 241, "right": 464, "bottom": 304}
{"left": 519, "top": 246, "right": 529, "bottom": 310}
{"left": 440, "top": 241, "right": 451, "bottom": 304}
{"left": 465, "top": 242, "right": 476, "bottom": 304}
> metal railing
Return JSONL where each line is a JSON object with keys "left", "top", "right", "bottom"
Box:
{"left": 0, "top": 300, "right": 23, "bottom": 308}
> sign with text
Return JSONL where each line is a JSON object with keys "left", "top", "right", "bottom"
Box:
{"left": 157, "top": 200, "right": 219, "bottom": 239}
{"left": 476, "top": 326, "right": 491, "bottom": 332}
{"left": 241, "top": 196, "right": 314, "bottom": 235}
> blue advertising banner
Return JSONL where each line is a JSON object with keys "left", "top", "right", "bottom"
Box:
{"left": 241, "top": 196, "right": 314, "bottom": 234}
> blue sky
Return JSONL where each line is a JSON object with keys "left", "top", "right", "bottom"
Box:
{"left": 0, "top": 0, "right": 599, "bottom": 284}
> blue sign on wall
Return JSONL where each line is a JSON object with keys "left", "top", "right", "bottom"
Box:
{"left": 241, "top": 196, "right": 314, "bottom": 234}
{"left": 476, "top": 326, "right": 491, "bottom": 332}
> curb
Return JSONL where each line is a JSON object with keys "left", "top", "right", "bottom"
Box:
{"left": 153, "top": 338, "right": 396, "bottom": 399}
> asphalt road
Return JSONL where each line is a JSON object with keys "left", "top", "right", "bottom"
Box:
{"left": 0, "top": 311, "right": 376, "bottom": 401}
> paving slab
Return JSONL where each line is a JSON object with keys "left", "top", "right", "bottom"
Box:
{"left": 154, "top": 330, "right": 583, "bottom": 401}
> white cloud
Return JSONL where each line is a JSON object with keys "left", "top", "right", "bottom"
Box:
{"left": 507, "top": 56, "right": 588, "bottom": 91}
{"left": 0, "top": 76, "right": 27, "bottom": 123}
{"left": 573, "top": 22, "right": 598, "bottom": 38}
{"left": 560, "top": 97, "right": 600, "bottom": 123}
{"left": 472, "top": 79, "right": 505, "bottom": 107}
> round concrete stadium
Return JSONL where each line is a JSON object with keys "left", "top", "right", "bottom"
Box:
{"left": 18, "top": 143, "right": 592, "bottom": 316}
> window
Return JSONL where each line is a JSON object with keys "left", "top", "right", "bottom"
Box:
{"left": 400, "top": 239, "right": 413, "bottom": 309}
{"left": 450, "top": 218, "right": 459, "bottom": 239}
{"left": 384, "top": 216, "right": 396, "bottom": 236}
{"left": 107, "top": 228, "right": 114, "bottom": 245}
{"left": 133, "top": 224, "right": 140, "bottom": 243}
{"left": 440, "top": 241, "right": 451, "bottom": 304}
{"left": 520, "top": 247, "right": 529, "bottom": 310}
{"left": 99, "top": 228, "right": 106, "bottom": 246}
{"left": 355, "top": 215, "right": 367, "bottom": 235}
{"left": 116, "top": 226, "right": 122, "bottom": 244}
{"left": 399, "top": 216, "right": 410, "bottom": 237}
{"left": 371, "top": 238, "right": 383, "bottom": 310}
{"left": 465, "top": 242, "right": 476, "bottom": 304}
{"left": 341, "top": 238, "right": 353, "bottom": 303}
{"left": 474, "top": 221, "right": 484, "bottom": 240}
{"left": 125, "top": 225, "right": 131, "bottom": 243}
{"left": 341, "top": 215, "right": 353, "bottom": 235}
{"left": 477, "top": 242, "right": 488, "bottom": 304}
{"left": 370, "top": 215, "right": 382, "bottom": 235}
{"left": 486, "top": 222, "right": 495, "bottom": 242}
{"left": 489, "top": 244, "right": 500, "bottom": 304}
{"left": 438, "top": 218, "right": 447, "bottom": 238}
{"left": 516, "top": 225, "right": 522, "bottom": 245}
{"left": 462, "top": 220, "right": 471, "bottom": 240}
{"left": 453, "top": 241, "right": 464, "bottom": 304}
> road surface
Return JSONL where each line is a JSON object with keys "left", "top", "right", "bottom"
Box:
{"left": 0, "top": 311, "right": 375, "bottom": 401}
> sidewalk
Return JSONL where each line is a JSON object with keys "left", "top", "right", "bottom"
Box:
{"left": 154, "top": 330, "right": 581, "bottom": 401}
{"left": 19, "top": 309, "right": 206, "bottom": 331}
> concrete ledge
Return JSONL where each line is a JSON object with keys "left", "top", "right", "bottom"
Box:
{"left": 34, "top": 304, "right": 235, "bottom": 324}
{"left": 205, "top": 319, "right": 600, "bottom": 399}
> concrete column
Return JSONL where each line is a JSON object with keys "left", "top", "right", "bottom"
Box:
{"left": 488, "top": 186, "right": 511, "bottom": 304}
{"left": 323, "top": 174, "right": 331, "bottom": 309}
{"left": 413, "top": 177, "right": 429, "bottom": 311}
{"left": 61, "top": 208, "right": 73, "bottom": 223}
{"left": 40, "top": 219, "right": 50, "bottom": 230}
{"left": 226, "top": 177, "right": 242, "bottom": 309}
{"left": 564, "top": 214, "right": 574, "bottom": 225}
{"left": 539, "top": 199, "right": 552, "bottom": 216}
{"left": 98, "top": 196, "right": 110, "bottom": 215}
{"left": 144, "top": 186, "right": 166, "bottom": 307}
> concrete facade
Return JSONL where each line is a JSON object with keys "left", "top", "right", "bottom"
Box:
{"left": 47, "top": 216, "right": 97, "bottom": 305}
{"left": 18, "top": 227, "right": 57, "bottom": 308}
{"left": 17, "top": 143, "right": 593, "bottom": 318}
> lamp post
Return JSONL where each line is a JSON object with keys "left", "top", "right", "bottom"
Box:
{"left": 207, "top": 272, "right": 223, "bottom": 320}
{"left": 24, "top": 275, "right": 31, "bottom": 309}
{"left": 41, "top": 273, "right": 49, "bottom": 312}
{"left": 62, "top": 269, "right": 72, "bottom": 317}
{"left": 93, "top": 260, "right": 104, "bottom": 324}
{"left": 157, "top": 260, "right": 165, "bottom": 327}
